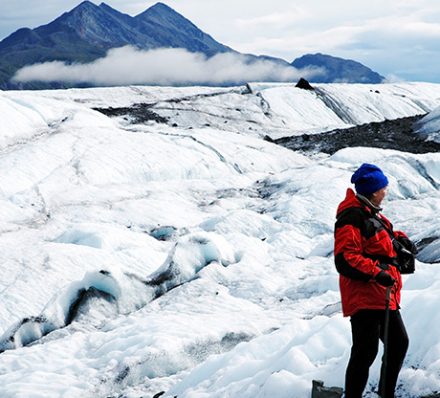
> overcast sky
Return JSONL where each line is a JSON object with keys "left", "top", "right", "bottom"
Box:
{"left": 2, "top": 0, "right": 440, "bottom": 82}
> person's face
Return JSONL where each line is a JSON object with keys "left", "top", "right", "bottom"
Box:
{"left": 370, "top": 186, "right": 388, "bottom": 206}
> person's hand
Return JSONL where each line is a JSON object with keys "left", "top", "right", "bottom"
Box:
{"left": 375, "top": 270, "right": 395, "bottom": 287}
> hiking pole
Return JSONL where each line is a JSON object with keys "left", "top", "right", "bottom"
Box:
{"left": 380, "top": 285, "right": 392, "bottom": 398}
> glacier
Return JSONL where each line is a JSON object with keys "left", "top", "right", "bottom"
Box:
{"left": 0, "top": 82, "right": 440, "bottom": 397}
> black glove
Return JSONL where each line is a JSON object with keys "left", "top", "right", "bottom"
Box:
{"left": 398, "top": 237, "right": 418, "bottom": 254}
{"left": 375, "top": 270, "right": 395, "bottom": 287}
{"left": 378, "top": 263, "right": 390, "bottom": 270}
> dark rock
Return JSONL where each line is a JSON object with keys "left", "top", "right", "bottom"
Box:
{"left": 93, "top": 104, "right": 168, "bottom": 124}
{"left": 311, "top": 380, "right": 343, "bottom": 398}
{"left": 274, "top": 115, "right": 440, "bottom": 155}
{"left": 263, "top": 135, "right": 274, "bottom": 143}
{"left": 295, "top": 77, "right": 314, "bottom": 90}
{"left": 115, "top": 366, "right": 130, "bottom": 384}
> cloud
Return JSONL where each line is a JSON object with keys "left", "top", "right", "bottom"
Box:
{"left": 12, "top": 46, "right": 323, "bottom": 86}
{"left": 235, "top": 8, "right": 309, "bottom": 29}
{"left": 383, "top": 74, "right": 406, "bottom": 83}
{"left": 221, "top": 0, "right": 440, "bottom": 82}
{"left": 235, "top": 24, "right": 366, "bottom": 61}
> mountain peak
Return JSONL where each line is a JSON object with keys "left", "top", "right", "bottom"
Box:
{"left": 43, "top": 0, "right": 145, "bottom": 49}
{"left": 134, "top": 2, "right": 230, "bottom": 56}
{"left": 99, "top": 2, "right": 120, "bottom": 12}
{"left": 143, "top": 2, "right": 182, "bottom": 17}
{"left": 58, "top": 1, "right": 101, "bottom": 23}
{"left": 71, "top": 1, "right": 99, "bottom": 12}
{"left": 136, "top": 2, "right": 187, "bottom": 20}
{"left": 149, "top": 2, "right": 175, "bottom": 11}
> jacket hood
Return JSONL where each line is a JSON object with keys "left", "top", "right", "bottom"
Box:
{"left": 336, "top": 188, "right": 364, "bottom": 216}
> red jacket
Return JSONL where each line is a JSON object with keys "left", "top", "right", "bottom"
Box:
{"left": 334, "top": 189, "right": 405, "bottom": 317}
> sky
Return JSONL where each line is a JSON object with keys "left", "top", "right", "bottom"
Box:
{"left": 1, "top": 0, "right": 440, "bottom": 82}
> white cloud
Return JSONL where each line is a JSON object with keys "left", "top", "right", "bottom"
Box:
{"left": 235, "top": 8, "right": 309, "bottom": 29}
{"left": 233, "top": 24, "right": 366, "bottom": 61}
{"left": 12, "top": 46, "right": 323, "bottom": 86}
{"left": 383, "top": 74, "right": 406, "bottom": 83}
{"left": 404, "top": 21, "right": 440, "bottom": 36}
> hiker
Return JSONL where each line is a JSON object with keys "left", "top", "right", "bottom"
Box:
{"left": 334, "top": 163, "right": 415, "bottom": 398}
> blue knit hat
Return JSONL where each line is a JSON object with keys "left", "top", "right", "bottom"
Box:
{"left": 351, "top": 163, "right": 389, "bottom": 196}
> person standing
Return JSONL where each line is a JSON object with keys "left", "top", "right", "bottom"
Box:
{"left": 334, "top": 163, "right": 414, "bottom": 398}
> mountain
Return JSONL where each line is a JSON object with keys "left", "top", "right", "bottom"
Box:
{"left": 291, "top": 53, "right": 385, "bottom": 83}
{"left": 0, "top": 2, "right": 385, "bottom": 89}
{"left": 134, "top": 2, "right": 231, "bottom": 56}
{"left": 0, "top": 1, "right": 233, "bottom": 90}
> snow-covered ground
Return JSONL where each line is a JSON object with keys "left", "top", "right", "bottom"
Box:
{"left": 7, "top": 81, "right": 440, "bottom": 140}
{"left": 417, "top": 105, "right": 440, "bottom": 142}
{"left": 0, "top": 83, "right": 440, "bottom": 398}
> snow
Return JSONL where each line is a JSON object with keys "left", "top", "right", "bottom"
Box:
{"left": 0, "top": 82, "right": 439, "bottom": 397}
{"left": 416, "top": 105, "right": 440, "bottom": 142}
{"left": 147, "top": 81, "right": 440, "bottom": 139}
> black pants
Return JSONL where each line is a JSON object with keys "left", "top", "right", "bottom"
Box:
{"left": 345, "top": 310, "right": 409, "bottom": 398}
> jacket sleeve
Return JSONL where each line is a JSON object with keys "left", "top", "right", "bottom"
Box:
{"left": 334, "top": 208, "right": 382, "bottom": 281}
{"left": 393, "top": 230, "right": 408, "bottom": 239}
